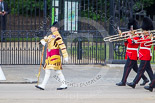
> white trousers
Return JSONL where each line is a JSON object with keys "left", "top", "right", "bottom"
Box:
{"left": 39, "top": 69, "right": 66, "bottom": 88}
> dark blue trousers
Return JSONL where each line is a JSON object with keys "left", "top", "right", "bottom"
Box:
{"left": 121, "top": 58, "right": 148, "bottom": 83}
{"left": 150, "top": 74, "right": 155, "bottom": 88}
{"left": 133, "top": 60, "right": 153, "bottom": 84}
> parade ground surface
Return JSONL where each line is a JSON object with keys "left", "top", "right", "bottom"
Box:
{"left": 0, "top": 65, "right": 155, "bottom": 103}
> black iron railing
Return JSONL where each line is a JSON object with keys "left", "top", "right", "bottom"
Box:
{"left": 0, "top": 30, "right": 106, "bottom": 65}
{"left": 0, "top": 0, "right": 147, "bottom": 65}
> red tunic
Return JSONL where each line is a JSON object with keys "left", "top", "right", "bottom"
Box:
{"left": 125, "top": 37, "right": 140, "bottom": 60}
{"left": 138, "top": 36, "right": 152, "bottom": 61}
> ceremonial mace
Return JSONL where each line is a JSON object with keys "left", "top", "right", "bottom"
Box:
{"left": 36, "top": 46, "right": 45, "bottom": 85}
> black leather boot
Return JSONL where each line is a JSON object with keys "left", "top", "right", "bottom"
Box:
{"left": 140, "top": 79, "right": 149, "bottom": 86}
{"left": 144, "top": 86, "right": 153, "bottom": 92}
{"left": 127, "top": 82, "right": 136, "bottom": 89}
{"left": 116, "top": 82, "right": 126, "bottom": 86}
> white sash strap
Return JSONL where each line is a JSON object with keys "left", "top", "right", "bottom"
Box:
{"left": 127, "top": 48, "right": 138, "bottom": 51}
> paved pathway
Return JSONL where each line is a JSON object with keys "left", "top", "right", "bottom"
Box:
{"left": 0, "top": 65, "right": 155, "bottom": 103}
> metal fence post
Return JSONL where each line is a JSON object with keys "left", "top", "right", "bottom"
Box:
{"left": 44, "top": 0, "right": 47, "bottom": 34}
{"left": 78, "top": 0, "right": 82, "bottom": 60}
{"left": 108, "top": 0, "right": 115, "bottom": 63}
{"left": 43, "top": 0, "right": 47, "bottom": 65}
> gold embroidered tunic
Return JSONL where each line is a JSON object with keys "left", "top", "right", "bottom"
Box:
{"left": 41, "top": 31, "right": 68, "bottom": 70}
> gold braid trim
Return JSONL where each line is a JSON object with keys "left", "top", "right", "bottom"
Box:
{"left": 49, "top": 59, "right": 61, "bottom": 65}
{"left": 46, "top": 55, "right": 61, "bottom": 65}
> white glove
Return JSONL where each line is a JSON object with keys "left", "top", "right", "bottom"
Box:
{"left": 44, "top": 36, "right": 48, "bottom": 39}
{"left": 40, "top": 40, "right": 46, "bottom": 46}
{"left": 134, "top": 40, "right": 138, "bottom": 43}
{"left": 64, "top": 57, "right": 68, "bottom": 62}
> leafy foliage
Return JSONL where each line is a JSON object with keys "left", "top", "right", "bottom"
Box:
{"left": 140, "top": 0, "right": 154, "bottom": 7}
{"left": 5, "top": 0, "right": 49, "bottom": 16}
{"left": 4, "top": 0, "right": 155, "bottom": 18}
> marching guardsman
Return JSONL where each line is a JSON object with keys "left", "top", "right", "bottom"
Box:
{"left": 127, "top": 17, "right": 154, "bottom": 88}
{"left": 144, "top": 74, "right": 155, "bottom": 92}
{"left": 116, "top": 18, "right": 149, "bottom": 86}
{"left": 35, "top": 22, "right": 68, "bottom": 90}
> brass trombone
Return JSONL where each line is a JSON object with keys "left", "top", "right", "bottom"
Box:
{"left": 135, "top": 30, "right": 155, "bottom": 35}
{"left": 109, "top": 34, "right": 143, "bottom": 42}
{"left": 144, "top": 36, "right": 155, "bottom": 46}
{"left": 104, "top": 31, "right": 132, "bottom": 42}
{"left": 104, "top": 27, "right": 129, "bottom": 42}
{"left": 104, "top": 34, "right": 120, "bottom": 42}
{"left": 108, "top": 30, "right": 155, "bottom": 42}
{"left": 104, "top": 28, "right": 142, "bottom": 42}
{"left": 109, "top": 34, "right": 130, "bottom": 42}
{"left": 149, "top": 30, "right": 155, "bottom": 33}
{"left": 109, "top": 29, "right": 142, "bottom": 42}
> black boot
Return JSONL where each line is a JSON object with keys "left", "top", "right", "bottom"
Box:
{"left": 127, "top": 82, "right": 136, "bottom": 89}
{"left": 116, "top": 82, "right": 126, "bottom": 86}
{"left": 57, "top": 87, "right": 67, "bottom": 90}
{"left": 35, "top": 85, "right": 45, "bottom": 90}
{"left": 140, "top": 79, "right": 149, "bottom": 86}
{"left": 144, "top": 86, "right": 153, "bottom": 92}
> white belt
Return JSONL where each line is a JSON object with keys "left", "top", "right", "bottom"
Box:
{"left": 140, "top": 47, "right": 151, "bottom": 51}
{"left": 127, "top": 47, "right": 138, "bottom": 57}
{"left": 127, "top": 48, "right": 138, "bottom": 51}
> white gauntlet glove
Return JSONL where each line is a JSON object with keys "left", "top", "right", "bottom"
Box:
{"left": 44, "top": 36, "right": 48, "bottom": 40}
{"left": 134, "top": 40, "right": 138, "bottom": 43}
{"left": 40, "top": 40, "right": 46, "bottom": 46}
{"left": 64, "top": 57, "right": 68, "bottom": 62}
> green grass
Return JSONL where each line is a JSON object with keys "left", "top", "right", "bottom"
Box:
{"left": 67, "top": 43, "right": 105, "bottom": 61}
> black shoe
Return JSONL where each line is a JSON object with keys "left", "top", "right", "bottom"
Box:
{"left": 116, "top": 82, "right": 126, "bottom": 86}
{"left": 144, "top": 86, "right": 153, "bottom": 92}
{"left": 140, "top": 80, "right": 149, "bottom": 86}
{"left": 127, "top": 82, "right": 136, "bottom": 89}
{"left": 57, "top": 87, "right": 67, "bottom": 90}
{"left": 35, "top": 85, "right": 44, "bottom": 90}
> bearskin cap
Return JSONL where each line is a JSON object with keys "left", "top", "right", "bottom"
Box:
{"left": 128, "top": 18, "right": 139, "bottom": 30}
{"left": 52, "top": 21, "right": 59, "bottom": 29}
{"left": 141, "top": 17, "right": 154, "bottom": 30}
